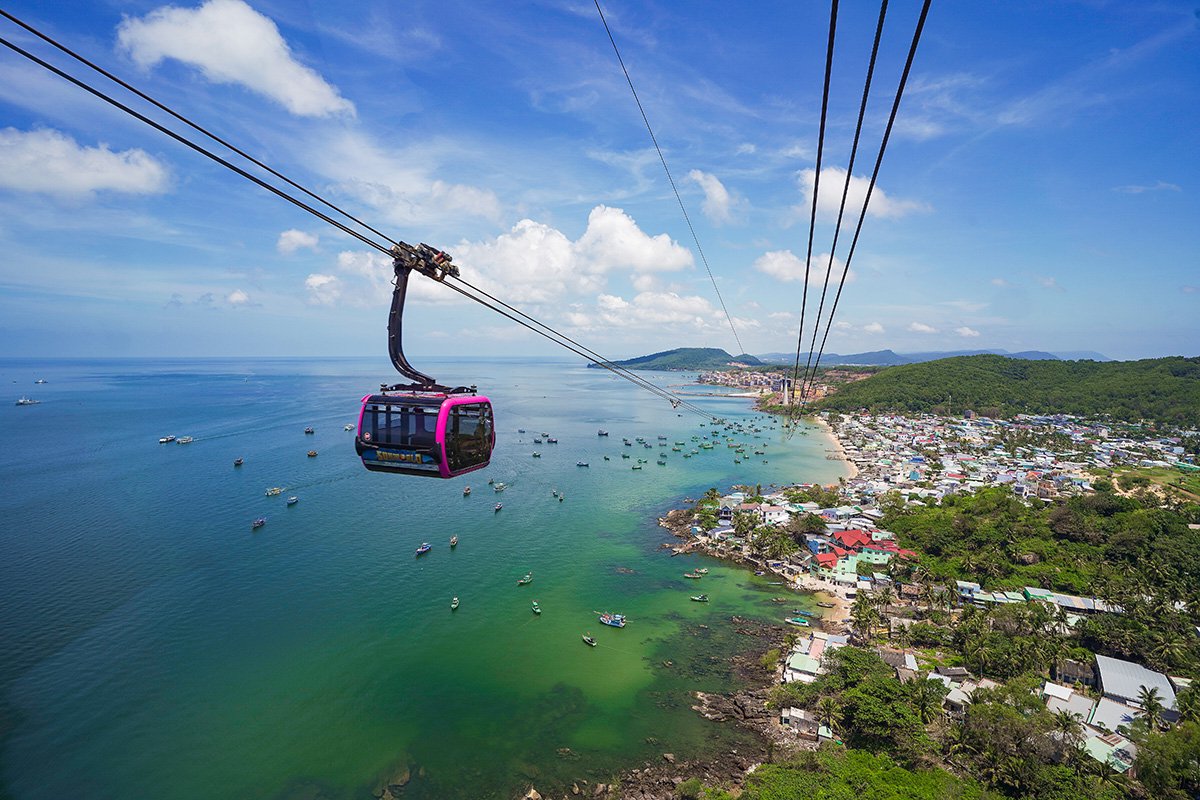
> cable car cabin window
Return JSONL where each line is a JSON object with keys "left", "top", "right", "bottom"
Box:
{"left": 446, "top": 403, "right": 493, "bottom": 472}
{"left": 367, "top": 403, "right": 441, "bottom": 450}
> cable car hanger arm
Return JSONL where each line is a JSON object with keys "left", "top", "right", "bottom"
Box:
{"left": 383, "top": 242, "right": 470, "bottom": 393}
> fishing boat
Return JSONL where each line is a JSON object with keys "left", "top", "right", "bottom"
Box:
{"left": 307, "top": 450, "right": 318, "bottom": 457}
{"left": 597, "top": 429, "right": 608, "bottom": 436}
{"left": 494, "top": 503, "right": 503, "bottom": 512}
{"left": 533, "top": 438, "right": 543, "bottom": 443}
{"left": 547, "top": 437, "right": 558, "bottom": 444}
{"left": 286, "top": 496, "right": 298, "bottom": 506}
{"left": 450, "top": 535, "right": 458, "bottom": 547}
{"left": 683, "top": 572, "right": 702, "bottom": 579}
{"left": 158, "top": 435, "right": 176, "bottom": 443}
{"left": 598, "top": 612, "right": 626, "bottom": 628}
{"left": 551, "top": 489, "right": 559, "bottom": 497}
{"left": 265, "top": 487, "right": 283, "bottom": 496}
{"left": 15, "top": 396, "right": 40, "bottom": 406}
{"left": 603, "top": 455, "right": 610, "bottom": 460}
{"left": 463, "top": 487, "right": 471, "bottom": 496}
{"left": 34, "top": 378, "right": 46, "bottom": 384}
{"left": 494, "top": 482, "right": 507, "bottom": 491}
{"left": 532, "top": 452, "right": 541, "bottom": 458}
{"left": 816, "top": 601, "right": 836, "bottom": 608}
{"left": 621, "top": 453, "right": 630, "bottom": 459}
{"left": 631, "top": 465, "right": 642, "bottom": 470}
{"left": 558, "top": 495, "right": 564, "bottom": 502}
{"left": 415, "top": 542, "right": 432, "bottom": 556}
{"left": 656, "top": 460, "right": 666, "bottom": 466}
{"left": 582, "top": 634, "right": 597, "bottom": 647}
{"left": 233, "top": 457, "right": 243, "bottom": 466}
{"left": 791, "top": 609, "right": 815, "bottom": 617}
{"left": 517, "top": 572, "right": 533, "bottom": 585}
{"left": 531, "top": 601, "right": 541, "bottom": 615}
{"left": 177, "top": 436, "right": 194, "bottom": 444}
{"left": 344, "top": 423, "right": 354, "bottom": 431}
{"left": 576, "top": 461, "right": 588, "bottom": 467}
{"left": 518, "top": 428, "right": 526, "bottom": 433}
{"left": 690, "top": 594, "right": 709, "bottom": 602}
{"left": 304, "top": 427, "right": 314, "bottom": 434}
{"left": 785, "top": 617, "right": 811, "bottom": 627}
{"left": 451, "top": 596, "right": 459, "bottom": 610}
{"left": 697, "top": 568, "right": 708, "bottom": 574}
{"left": 251, "top": 517, "right": 266, "bottom": 529}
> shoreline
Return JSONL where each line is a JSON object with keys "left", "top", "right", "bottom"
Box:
{"left": 809, "top": 414, "right": 858, "bottom": 481}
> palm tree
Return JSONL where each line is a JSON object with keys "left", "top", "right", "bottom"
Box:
{"left": 1051, "top": 709, "right": 1084, "bottom": 765}
{"left": 910, "top": 677, "right": 946, "bottom": 724}
{"left": 1176, "top": 685, "right": 1199, "bottom": 723}
{"left": 814, "top": 696, "right": 840, "bottom": 734}
{"left": 1137, "top": 686, "right": 1166, "bottom": 731}
{"left": 875, "top": 585, "right": 896, "bottom": 614}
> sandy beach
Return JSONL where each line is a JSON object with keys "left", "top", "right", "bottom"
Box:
{"left": 810, "top": 414, "right": 859, "bottom": 481}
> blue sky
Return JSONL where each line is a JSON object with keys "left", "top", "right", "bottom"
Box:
{"left": 0, "top": 0, "right": 1196, "bottom": 360}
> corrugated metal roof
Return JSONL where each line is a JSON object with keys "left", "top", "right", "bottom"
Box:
{"left": 1095, "top": 655, "right": 1177, "bottom": 708}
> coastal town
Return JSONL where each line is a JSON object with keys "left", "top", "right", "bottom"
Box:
{"left": 646, "top": 407, "right": 1199, "bottom": 800}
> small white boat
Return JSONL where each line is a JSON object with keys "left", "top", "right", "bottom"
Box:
{"left": 34, "top": 378, "right": 46, "bottom": 384}
{"left": 286, "top": 496, "right": 299, "bottom": 506}
{"left": 158, "top": 435, "right": 176, "bottom": 443}
{"left": 177, "top": 436, "right": 194, "bottom": 444}
{"left": 16, "top": 396, "right": 41, "bottom": 406}
{"left": 494, "top": 482, "right": 507, "bottom": 492}
{"left": 344, "top": 423, "right": 354, "bottom": 431}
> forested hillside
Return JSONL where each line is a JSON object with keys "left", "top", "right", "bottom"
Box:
{"left": 815, "top": 355, "right": 1200, "bottom": 427}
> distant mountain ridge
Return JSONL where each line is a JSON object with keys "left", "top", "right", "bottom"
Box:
{"left": 586, "top": 347, "right": 762, "bottom": 371}
{"left": 754, "top": 348, "right": 1112, "bottom": 366}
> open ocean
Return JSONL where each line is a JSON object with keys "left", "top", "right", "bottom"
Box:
{"left": 0, "top": 357, "right": 847, "bottom": 800}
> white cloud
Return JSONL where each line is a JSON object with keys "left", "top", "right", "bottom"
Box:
{"left": 991, "top": 277, "right": 1010, "bottom": 287}
{"left": 797, "top": 167, "right": 928, "bottom": 221}
{"left": 954, "top": 326, "right": 980, "bottom": 338}
{"left": 1036, "top": 276, "right": 1065, "bottom": 291}
{"left": 736, "top": 143, "right": 757, "bottom": 155}
{"left": 752, "top": 249, "right": 847, "bottom": 284}
{"left": 118, "top": 0, "right": 355, "bottom": 118}
{"left": 573, "top": 206, "right": 693, "bottom": 274}
{"left": 687, "top": 169, "right": 741, "bottom": 225}
{"left": 1112, "top": 180, "right": 1181, "bottom": 194}
{"left": 277, "top": 229, "right": 319, "bottom": 254}
{"left": 767, "top": 310, "right": 793, "bottom": 320}
{"left": 908, "top": 322, "right": 938, "bottom": 334}
{"left": 833, "top": 321, "right": 854, "bottom": 331}
{"left": 226, "top": 289, "right": 250, "bottom": 305}
{"left": 0, "top": 127, "right": 168, "bottom": 196}
{"left": 863, "top": 322, "right": 884, "bottom": 334}
{"left": 304, "top": 273, "right": 341, "bottom": 305}
{"left": 568, "top": 290, "right": 720, "bottom": 331}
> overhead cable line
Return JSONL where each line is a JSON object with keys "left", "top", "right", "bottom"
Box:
{"left": 0, "top": 8, "right": 401, "bottom": 253}
{"left": 788, "top": 0, "right": 839, "bottom": 414}
{"left": 0, "top": 19, "right": 715, "bottom": 420}
{"left": 797, "top": 0, "right": 890, "bottom": 400}
{"left": 593, "top": 0, "right": 746, "bottom": 358}
{"left": 800, "top": 0, "right": 932, "bottom": 406}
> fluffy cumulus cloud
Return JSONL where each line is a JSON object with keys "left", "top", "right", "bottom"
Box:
{"left": 955, "top": 326, "right": 981, "bottom": 337}
{"left": 226, "top": 289, "right": 250, "bottom": 305}
{"left": 118, "top": 0, "right": 354, "bottom": 117}
{"left": 687, "top": 169, "right": 741, "bottom": 224}
{"left": 454, "top": 205, "right": 692, "bottom": 304}
{"left": 277, "top": 229, "right": 319, "bottom": 254}
{"left": 752, "top": 249, "right": 847, "bottom": 283}
{"left": 0, "top": 127, "right": 168, "bottom": 196}
{"left": 566, "top": 290, "right": 752, "bottom": 334}
{"left": 863, "top": 322, "right": 885, "bottom": 334}
{"left": 304, "top": 273, "right": 341, "bottom": 305}
{"left": 797, "top": 167, "right": 928, "bottom": 221}
{"left": 908, "top": 322, "right": 938, "bottom": 334}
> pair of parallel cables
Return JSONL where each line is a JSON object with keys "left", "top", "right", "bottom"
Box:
{"left": 0, "top": 8, "right": 722, "bottom": 421}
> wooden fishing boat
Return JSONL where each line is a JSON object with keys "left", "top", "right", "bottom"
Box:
{"left": 582, "top": 634, "right": 597, "bottom": 647}
{"left": 251, "top": 517, "right": 266, "bottom": 530}
{"left": 690, "top": 595, "right": 709, "bottom": 602}
{"left": 683, "top": 572, "right": 702, "bottom": 579}
{"left": 450, "top": 535, "right": 458, "bottom": 547}
{"left": 816, "top": 601, "right": 836, "bottom": 608}
{"left": 598, "top": 612, "right": 626, "bottom": 628}
{"left": 531, "top": 601, "right": 541, "bottom": 615}
{"left": 415, "top": 542, "right": 432, "bottom": 556}
{"left": 451, "top": 596, "right": 459, "bottom": 610}
{"left": 517, "top": 572, "right": 533, "bottom": 585}
{"left": 785, "top": 617, "right": 811, "bottom": 627}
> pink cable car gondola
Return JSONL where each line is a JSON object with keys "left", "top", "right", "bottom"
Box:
{"left": 356, "top": 243, "right": 494, "bottom": 478}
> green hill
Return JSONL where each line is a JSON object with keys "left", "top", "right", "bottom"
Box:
{"left": 587, "top": 347, "right": 762, "bottom": 371}
{"left": 814, "top": 354, "right": 1200, "bottom": 427}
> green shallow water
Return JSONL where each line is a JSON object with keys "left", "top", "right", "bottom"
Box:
{"left": 0, "top": 357, "right": 846, "bottom": 799}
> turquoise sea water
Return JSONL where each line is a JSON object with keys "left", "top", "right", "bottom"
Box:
{"left": 0, "top": 357, "right": 846, "bottom": 800}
